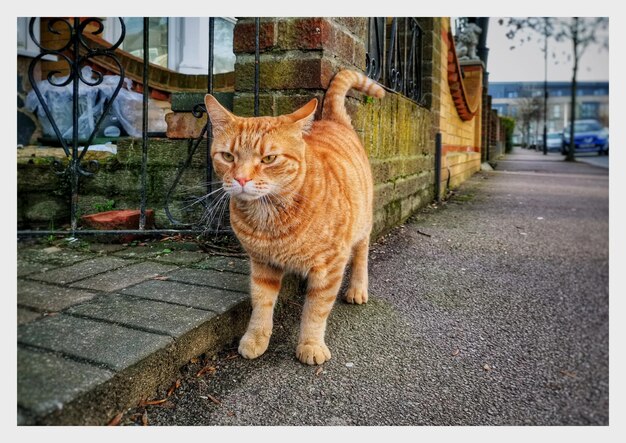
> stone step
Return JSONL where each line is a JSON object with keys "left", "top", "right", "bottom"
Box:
{"left": 16, "top": 241, "right": 259, "bottom": 425}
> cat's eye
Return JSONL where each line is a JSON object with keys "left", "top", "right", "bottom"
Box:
{"left": 261, "top": 155, "right": 277, "bottom": 164}
{"left": 221, "top": 152, "right": 234, "bottom": 162}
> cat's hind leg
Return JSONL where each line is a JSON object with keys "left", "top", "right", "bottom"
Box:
{"left": 344, "top": 236, "right": 369, "bottom": 305}
{"left": 238, "top": 260, "right": 284, "bottom": 359}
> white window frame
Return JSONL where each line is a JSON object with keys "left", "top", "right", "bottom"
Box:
{"left": 102, "top": 17, "right": 237, "bottom": 75}
{"left": 17, "top": 17, "right": 57, "bottom": 60}
{"left": 103, "top": 17, "right": 183, "bottom": 71}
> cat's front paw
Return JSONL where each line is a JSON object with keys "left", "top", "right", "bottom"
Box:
{"left": 344, "top": 286, "right": 368, "bottom": 304}
{"left": 238, "top": 331, "right": 270, "bottom": 359}
{"left": 296, "top": 341, "right": 331, "bottom": 365}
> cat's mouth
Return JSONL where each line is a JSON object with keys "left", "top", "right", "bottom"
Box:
{"left": 233, "top": 190, "right": 262, "bottom": 201}
{"left": 226, "top": 186, "right": 265, "bottom": 201}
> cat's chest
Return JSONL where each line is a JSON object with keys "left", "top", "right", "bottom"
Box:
{"left": 234, "top": 226, "right": 317, "bottom": 272}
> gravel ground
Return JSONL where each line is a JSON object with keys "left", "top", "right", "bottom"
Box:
{"left": 120, "top": 152, "right": 609, "bottom": 426}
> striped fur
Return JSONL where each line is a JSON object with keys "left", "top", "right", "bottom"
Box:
{"left": 204, "top": 70, "right": 385, "bottom": 365}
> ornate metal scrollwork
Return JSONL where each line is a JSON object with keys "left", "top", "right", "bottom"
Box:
{"left": 27, "top": 17, "right": 126, "bottom": 175}
{"left": 366, "top": 18, "right": 384, "bottom": 82}
{"left": 366, "top": 17, "right": 423, "bottom": 103}
{"left": 27, "top": 17, "right": 126, "bottom": 231}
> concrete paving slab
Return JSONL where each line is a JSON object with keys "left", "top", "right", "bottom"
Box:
{"left": 69, "top": 261, "right": 179, "bottom": 293}
{"left": 17, "top": 247, "right": 92, "bottom": 266}
{"left": 149, "top": 250, "right": 207, "bottom": 265}
{"left": 17, "top": 307, "right": 42, "bottom": 325}
{"left": 17, "top": 314, "right": 173, "bottom": 371}
{"left": 166, "top": 267, "right": 249, "bottom": 293}
{"left": 17, "top": 347, "right": 114, "bottom": 421}
{"left": 67, "top": 294, "right": 216, "bottom": 337}
{"left": 88, "top": 243, "right": 127, "bottom": 254}
{"left": 120, "top": 279, "right": 248, "bottom": 313}
{"left": 28, "top": 256, "right": 133, "bottom": 285}
{"left": 112, "top": 246, "right": 163, "bottom": 259}
{"left": 17, "top": 261, "right": 54, "bottom": 277}
{"left": 18, "top": 280, "right": 96, "bottom": 312}
{"left": 192, "top": 255, "right": 250, "bottom": 275}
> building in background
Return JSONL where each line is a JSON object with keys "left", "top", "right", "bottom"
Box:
{"left": 490, "top": 81, "right": 609, "bottom": 144}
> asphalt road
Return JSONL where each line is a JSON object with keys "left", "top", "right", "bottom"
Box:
{"left": 124, "top": 149, "right": 609, "bottom": 426}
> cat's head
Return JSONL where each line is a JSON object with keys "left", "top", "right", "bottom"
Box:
{"left": 204, "top": 95, "right": 317, "bottom": 202}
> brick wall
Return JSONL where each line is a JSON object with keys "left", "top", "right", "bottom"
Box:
{"left": 231, "top": 17, "right": 438, "bottom": 238}
{"left": 437, "top": 18, "right": 483, "bottom": 197}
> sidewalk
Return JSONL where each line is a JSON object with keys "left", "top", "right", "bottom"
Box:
{"left": 17, "top": 237, "right": 260, "bottom": 425}
{"left": 16, "top": 147, "right": 609, "bottom": 425}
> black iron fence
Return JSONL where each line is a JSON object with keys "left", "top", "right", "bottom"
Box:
{"left": 20, "top": 17, "right": 261, "bottom": 238}
{"left": 366, "top": 17, "right": 423, "bottom": 103}
{"left": 19, "top": 17, "right": 421, "bottom": 238}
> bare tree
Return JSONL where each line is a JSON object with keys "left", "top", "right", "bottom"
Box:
{"left": 501, "top": 17, "right": 608, "bottom": 161}
{"left": 516, "top": 95, "right": 543, "bottom": 149}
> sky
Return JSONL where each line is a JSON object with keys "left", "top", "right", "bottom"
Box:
{"left": 487, "top": 17, "right": 609, "bottom": 83}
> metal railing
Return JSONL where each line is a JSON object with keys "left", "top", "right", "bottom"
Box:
{"left": 20, "top": 17, "right": 261, "bottom": 238}
{"left": 366, "top": 17, "right": 423, "bottom": 103}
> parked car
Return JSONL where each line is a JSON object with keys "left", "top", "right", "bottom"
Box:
{"left": 562, "top": 119, "right": 609, "bottom": 156}
{"left": 546, "top": 132, "right": 563, "bottom": 152}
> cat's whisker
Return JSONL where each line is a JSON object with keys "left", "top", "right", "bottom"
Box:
{"left": 215, "top": 192, "right": 231, "bottom": 235}
{"left": 199, "top": 192, "right": 229, "bottom": 231}
{"left": 179, "top": 187, "right": 226, "bottom": 211}
{"left": 174, "top": 180, "right": 226, "bottom": 193}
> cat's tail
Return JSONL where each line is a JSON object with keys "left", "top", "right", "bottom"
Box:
{"left": 321, "top": 70, "right": 385, "bottom": 127}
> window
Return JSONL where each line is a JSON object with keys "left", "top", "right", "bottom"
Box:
{"left": 122, "top": 18, "right": 169, "bottom": 68}
{"left": 580, "top": 103, "right": 598, "bottom": 119}
{"left": 102, "top": 17, "right": 236, "bottom": 75}
{"left": 552, "top": 104, "right": 561, "bottom": 118}
{"left": 507, "top": 91, "right": 518, "bottom": 98}
{"left": 17, "top": 18, "right": 56, "bottom": 61}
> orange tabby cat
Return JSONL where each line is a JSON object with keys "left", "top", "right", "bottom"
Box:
{"left": 204, "top": 70, "right": 385, "bottom": 365}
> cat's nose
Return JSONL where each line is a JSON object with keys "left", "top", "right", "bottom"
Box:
{"left": 235, "top": 177, "right": 252, "bottom": 187}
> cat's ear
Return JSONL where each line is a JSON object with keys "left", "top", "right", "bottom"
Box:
{"left": 204, "top": 94, "right": 236, "bottom": 133}
{"left": 287, "top": 98, "right": 318, "bottom": 133}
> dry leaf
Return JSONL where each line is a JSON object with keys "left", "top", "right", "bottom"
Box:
{"left": 483, "top": 364, "right": 492, "bottom": 371}
{"left": 107, "top": 412, "right": 123, "bottom": 426}
{"left": 141, "top": 410, "right": 148, "bottom": 426}
{"left": 196, "top": 365, "right": 217, "bottom": 377}
{"left": 206, "top": 394, "right": 221, "bottom": 405}
{"left": 166, "top": 379, "right": 181, "bottom": 397}
{"left": 225, "top": 353, "right": 239, "bottom": 360}
{"left": 451, "top": 349, "right": 460, "bottom": 357}
{"left": 139, "top": 398, "right": 168, "bottom": 406}
{"left": 560, "top": 369, "right": 577, "bottom": 378}
{"left": 227, "top": 411, "right": 235, "bottom": 417}
{"left": 315, "top": 366, "right": 323, "bottom": 376}
{"left": 152, "top": 275, "right": 169, "bottom": 281}
{"left": 190, "top": 357, "right": 199, "bottom": 364}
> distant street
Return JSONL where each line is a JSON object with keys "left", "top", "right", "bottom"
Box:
{"left": 124, "top": 147, "right": 608, "bottom": 426}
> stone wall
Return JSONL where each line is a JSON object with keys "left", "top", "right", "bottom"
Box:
{"left": 17, "top": 139, "right": 210, "bottom": 230}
